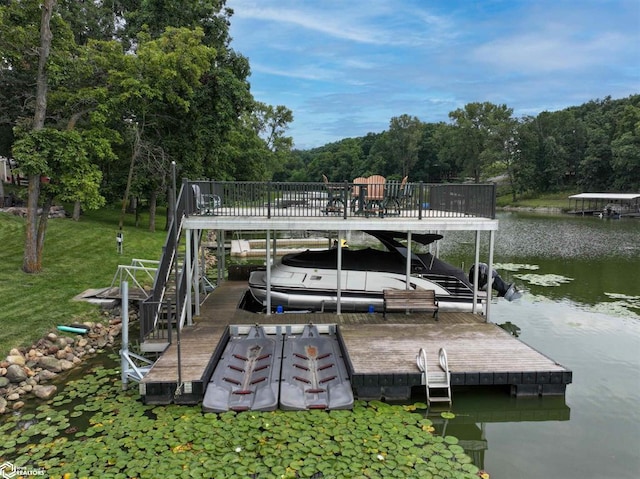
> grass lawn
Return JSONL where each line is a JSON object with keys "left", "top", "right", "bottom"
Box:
{"left": 0, "top": 206, "right": 168, "bottom": 358}
{"left": 496, "top": 190, "right": 579, "bottom": 210}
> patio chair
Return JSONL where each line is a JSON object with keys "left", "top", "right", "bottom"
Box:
{"left": 192, "top": 184, "right": 221, "bottom": 215}
{"left": 351, "top": 176, "right": 367, "bottom": 212}
{"left": 322, "top": 174, "right": 346, "bottom": 215}
{"left": 363, "top": 175, "right": 386, "bottom": 217}
{"left": 382, "top": 176, "right": 409, "bottom": 216}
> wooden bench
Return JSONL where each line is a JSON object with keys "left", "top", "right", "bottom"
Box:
{"left": 383, "top": 289, "right": 439, "bottom": 320}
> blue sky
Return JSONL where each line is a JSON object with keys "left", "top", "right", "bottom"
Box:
{"left": 226, "top": 0, "right": 640, "bottom": 149}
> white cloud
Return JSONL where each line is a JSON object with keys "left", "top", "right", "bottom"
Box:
{"left": 473, "top": 29, "right": 630, "bottom": 73}
{"left": 227, "top": 0, "right": 640, "bottom": 148}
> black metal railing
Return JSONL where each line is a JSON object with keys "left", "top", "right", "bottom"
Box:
{"left": 183, "top": 180, "right": 496, "bottom": 220}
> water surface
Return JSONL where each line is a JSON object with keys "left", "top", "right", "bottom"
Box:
{"left": 437, "top": 212, "right": 640, "bottom": 479}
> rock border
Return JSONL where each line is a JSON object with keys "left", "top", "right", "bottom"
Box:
{"left": 0, "top": 307, "right": 132, "bottom": 414}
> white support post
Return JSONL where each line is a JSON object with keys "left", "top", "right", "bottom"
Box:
{"left": 266, "top": 229, "right": 272, "bottom": 315}
{"left": 193, "top": 228, "right": 200, "bottom": 317}
{"left": 473, "top": 230, "right": 481, "bottom": 314}
{"left": 120, "top": 281, "right": 129, "bottom": 390}
{"left": 406, "top": 231, "right": 412, "bottom": 289}
{"left": 337, "top": 230, "right": 342, "bottom": 314}
{"left": 217, "top": 230, "right": 224, "bottom": 286}
{"left": 486, "top": 230, "right": 495, "bottom": 321}
{"left": 185, "top": 228, "right": 193, "bottom": 326}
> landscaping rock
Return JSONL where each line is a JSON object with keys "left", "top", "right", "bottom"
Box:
{"left": 59, "top": 359, "right": 74, "bottom": 371}
{"left": 38, "top": 370, "right": 58, "bottom": 381}
{"left": 0, "top": 303, "right": 128, "bottom": 408}
{"left": 34, "top": 384, "right": 57, "bottom": 400}
{"left": 6, "top": 355, "right": 26, "bottom": 366}
{"left": 38, "top": 357, "right": 62, "bottom": 373}
{"left": 6, "top": 364, "right": 28, "bottom": 383}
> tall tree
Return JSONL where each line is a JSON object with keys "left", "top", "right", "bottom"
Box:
{"left": 22, "top": 0, "right": 55, "bottom": 273}
{"left": 610, "top": 105, "right": 640, "bottom": 190}
{"left": 448, "top": 102, "right": 514, "bottom": 183}
{"left": 386, "top": 114, "right": 423, "bottom": 179}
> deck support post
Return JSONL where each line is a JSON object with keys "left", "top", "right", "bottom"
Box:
{"left": 472, "top": 231, "right": 481, "bottom": 314}
{"left": 217, "top": 230, "right": 224, "bottom": 286}
{"left": 266, "top": 229, "right": 272, "bottom": 314}
{"left": 405, "top": 231, "right": 412, "bottom": 289}
{"left": 185, "top": 228, "right": 193, "bottom": 326}
{"left": 337, "top": 229, "right": 343, "bottom": 314}
{"left": 485, "top": 230, "right": 495, "bottom": 321}
{"left": 193, "top": 228, "right": 200, "bottom": 318}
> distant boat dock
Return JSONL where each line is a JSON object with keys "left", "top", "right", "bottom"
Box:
{"left": 568, "top": 192, "right": 640, "bottom": 217}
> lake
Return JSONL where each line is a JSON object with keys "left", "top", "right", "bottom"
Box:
{"left": 435, "top": 212, "right": 640, "bottom": 479}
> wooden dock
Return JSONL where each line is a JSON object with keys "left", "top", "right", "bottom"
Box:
{"left": 139, "top": 281, "right": 572, "bottom": 405}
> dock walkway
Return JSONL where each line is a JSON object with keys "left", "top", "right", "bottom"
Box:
{"left": 140, "top": 281, "right": 571, "bottom": 405}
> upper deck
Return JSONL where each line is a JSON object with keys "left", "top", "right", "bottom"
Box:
{"left": 181, "top": 179, "right": 498, "bottom": 232}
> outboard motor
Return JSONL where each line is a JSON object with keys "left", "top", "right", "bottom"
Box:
{"left": 469, "top": 263, "right": 520, "bottom": 301}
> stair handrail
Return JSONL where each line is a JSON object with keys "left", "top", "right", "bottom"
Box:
{"left": 439, "top": 347, "right": 449, "bottom": 375}
{"left": 417, "top": 347, "right": 452, "bottom": 405}
{"left": 140, "top": 181, "right": 188, "bottom": 343}
{"left": 417, "top": 347, "right": 429, "bottom": 386}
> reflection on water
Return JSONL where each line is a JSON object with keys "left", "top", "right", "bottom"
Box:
{"left": 426, "top": 391, "right": 571, "bottom": 471}
{"left": 437, "top": 212, "right": 640, "bottom": 479}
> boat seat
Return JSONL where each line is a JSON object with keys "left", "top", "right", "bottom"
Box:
{"left": 383, "top": 289, "right": 439, "bottom": 320}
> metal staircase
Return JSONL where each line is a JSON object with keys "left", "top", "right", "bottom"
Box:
{"left": 417, "top": 347, "right": 452, "bottom": 405}
{"left": 139, "top": 181, "right": 206, "bottom": 353}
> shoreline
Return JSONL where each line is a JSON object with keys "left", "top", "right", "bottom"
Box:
{"left": 0, "top": 307, "right": 125, "bottom": 414}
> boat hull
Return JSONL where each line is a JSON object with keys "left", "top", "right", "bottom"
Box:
{"left": 248, "top": 268, "right": 482, "bottom": 313}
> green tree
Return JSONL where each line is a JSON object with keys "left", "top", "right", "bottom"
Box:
{"left": 13, "top": 128, "right": 105, "bottom": 269}
{"left": 447, "top": 102, "right": 514, "bottom": 183}
{"left": 387, "top": 114, "right": 423, "bottom": 179}
{"left": 611, "top": 105, "right": 640, "bottom": 190}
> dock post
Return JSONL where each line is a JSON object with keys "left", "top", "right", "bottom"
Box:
{"left": 472, "top": 231, "right": 481, "bottom": 314}
{"left": 120, "top": 281, "right": 129, "bottom": 390}
{"left": 337, "top": 230, "right": 343, "bottom": 314}
{"left": 485, "top": 230, "right": 495, "bottom": 321}
{"left": 266, "top": 229, "right": 272, "bottom": 314}
{"left": 405, "top": 231, "right": 412, "bottom": 289}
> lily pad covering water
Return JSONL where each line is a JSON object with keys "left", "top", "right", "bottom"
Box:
{"left": 1, "top": 367, "right": 482, "bottom": 478}
{"left": 514, "top": 273, "right": 574, "bottom": 287}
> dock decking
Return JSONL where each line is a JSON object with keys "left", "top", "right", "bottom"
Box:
{"left": 139, "top": 281, "right": 572, "bottom": 405}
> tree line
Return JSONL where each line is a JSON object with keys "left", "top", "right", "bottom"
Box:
{"left": 0, "top": 1, "right": 638, "bottom": 273}
{"left": 279, "top": 95, "right": 640, "bottom": 201}
{"left": 0, "top": 0, "right": 292, "bottom": 272}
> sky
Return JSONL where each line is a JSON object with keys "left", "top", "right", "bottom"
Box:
{"left": 225, "top": 0, "right": 640, "bottom": 150}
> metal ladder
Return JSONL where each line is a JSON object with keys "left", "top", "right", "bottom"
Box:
{"left": 417, "top": 347, "right": 452, "bottom": 405}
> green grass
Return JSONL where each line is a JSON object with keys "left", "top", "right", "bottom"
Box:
{"left": 0, "top": 205, "right": 168, "bottom": 357}
{"left": 496, "top": 190, "right": 579, "bottom": 210}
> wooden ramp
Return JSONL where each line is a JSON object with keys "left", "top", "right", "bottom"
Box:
{"left": 139, "top": 281, "right": 572, "bottom": 404}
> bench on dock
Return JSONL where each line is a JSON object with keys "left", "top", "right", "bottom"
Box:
{"left": 383, "top": 289, "right": 439, "bottom": 320}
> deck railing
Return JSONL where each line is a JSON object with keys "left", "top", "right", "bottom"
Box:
{"left": 184, "top": 180, "right": 497, "bottom": 220}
